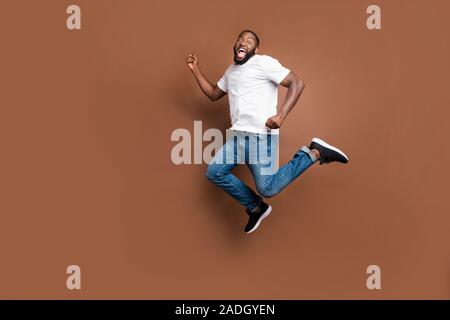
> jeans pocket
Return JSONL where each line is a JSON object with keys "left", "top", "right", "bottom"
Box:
{"left": 250, "top": 134, "right": 259, "bottom": 143}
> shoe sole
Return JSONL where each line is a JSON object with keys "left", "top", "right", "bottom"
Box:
{"left": 311, "top": 137, "right": 349, "bottom": 162}
{"left": 246, "top": 205, "right": 272, "bottom": 234}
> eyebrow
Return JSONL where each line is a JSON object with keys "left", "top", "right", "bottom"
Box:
{"left": 238, "top": 34, "right": 255, "bottom": 41}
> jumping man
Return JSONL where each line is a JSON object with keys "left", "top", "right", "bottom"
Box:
{"left": 186, "top": 30, "right": 349, "bottom": 234}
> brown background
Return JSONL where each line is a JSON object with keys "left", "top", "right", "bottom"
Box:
{"left": 1, "top": 0, "right": 450, "bottom": 299}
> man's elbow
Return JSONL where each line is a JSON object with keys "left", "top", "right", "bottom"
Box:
{"left": 288, "top": 75, "right": 305, "bottom": 91}
{"left": 296, "top": 77, "right": 305, "bottom": 91}
{"left": 209, "top": 85, "right": 221, "bottom": 101}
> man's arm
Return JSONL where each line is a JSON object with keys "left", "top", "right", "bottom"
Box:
{"left": 186, "top": 53, "right": 227, "bottom": 101}
{"left": 265, "top": 71, "right": 305, "bottom": 129}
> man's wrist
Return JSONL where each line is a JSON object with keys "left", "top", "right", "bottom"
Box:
{"left": 190, "top": 65, "right": 200, "bottom": 75}
{"left": 278, "top": 112, "right": 287, "bottom": 121}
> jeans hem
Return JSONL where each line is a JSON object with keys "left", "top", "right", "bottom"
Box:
{"left": 300, "top": 146, "right": 318, "bottom": 163}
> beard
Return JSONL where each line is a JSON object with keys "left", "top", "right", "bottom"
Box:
{"left": 233, "top": 46, "right": 257, "bottom": 65}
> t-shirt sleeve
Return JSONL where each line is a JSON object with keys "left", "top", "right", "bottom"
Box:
{"left": 216, "top": 71, "right": 228, "bottom": 92}
{"left": 262, "top": 56, "right": 291, "bottom": 85}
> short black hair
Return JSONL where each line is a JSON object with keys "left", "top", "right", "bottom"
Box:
{"left": 239, "top": 29, "right": 260, "bottom": 47}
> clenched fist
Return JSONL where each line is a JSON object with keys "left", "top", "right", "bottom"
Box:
{"left": 265, "top": 114, "right": 285, "bottom": 129}
{"left": 186, "top": 53, "right": 198, "bottom": 70}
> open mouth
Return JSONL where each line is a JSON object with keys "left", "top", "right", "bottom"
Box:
{"left": 237, "top": 47, "right": 247, "bottom": 59}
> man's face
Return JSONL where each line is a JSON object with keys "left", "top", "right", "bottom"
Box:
{"left": 233, "top": 31, "right": 258, "bottom": 65}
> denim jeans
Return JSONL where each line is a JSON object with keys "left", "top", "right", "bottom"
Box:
{"left": 206, "top": 130, "right": 317, "bottom": 211}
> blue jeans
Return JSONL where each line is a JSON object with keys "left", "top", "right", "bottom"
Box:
{"left": 206, "top": 130, "right": 318, "bottom": 211}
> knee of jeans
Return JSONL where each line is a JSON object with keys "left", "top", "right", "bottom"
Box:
{"left": 256, "top": 184, "right": 276, "bottom": 198}
{"left": 206, "top": 164, "right": 222, "bottom": 183}
{"left": 260, "top": 189, "right": 276, "bottom": 198}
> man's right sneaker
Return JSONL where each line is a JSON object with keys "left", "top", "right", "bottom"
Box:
{"left": 309, "top": 137, "right": 349, "bottom": 165}
{"left": 244, "top": 201, "right": 272, "bottom": 234}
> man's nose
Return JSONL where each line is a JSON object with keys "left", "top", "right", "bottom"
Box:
{"left": 239, "top": 40, "right": 248, "bottom": 47}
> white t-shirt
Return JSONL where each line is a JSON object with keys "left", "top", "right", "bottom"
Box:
{"left": 217, "top": 54, "right": 291, "bottom": 134}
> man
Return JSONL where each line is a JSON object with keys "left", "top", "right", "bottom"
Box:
{"left": 186, "top": 30, "right": 348, "bottom": 234}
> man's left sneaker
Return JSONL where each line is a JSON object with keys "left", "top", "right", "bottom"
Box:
{"left": 244, "top": 202, "right": 272, "bottom": 234}
{"left": 309, "top": 137, "right": 349, "bottom": 165}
